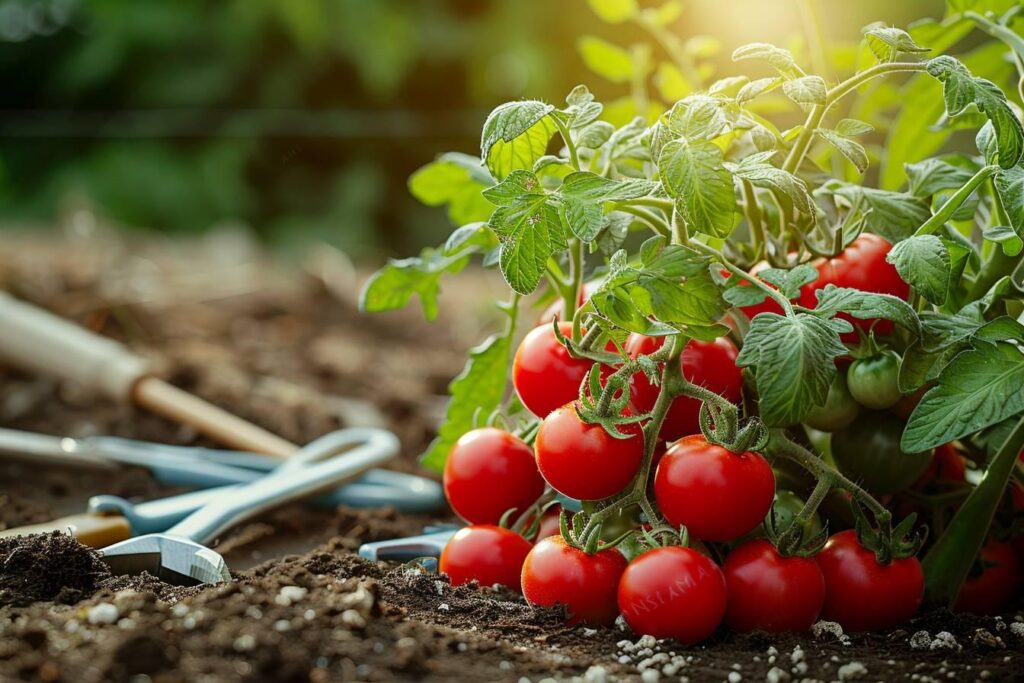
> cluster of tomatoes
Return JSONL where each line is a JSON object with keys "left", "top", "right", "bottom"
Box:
{"left": 436, "top": 233, "right": 1022, "bottom": 642}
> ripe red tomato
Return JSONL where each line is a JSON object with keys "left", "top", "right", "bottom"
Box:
{"left": 444, "top": 428, "right": 546, "bottom": 525}
{"left": 654, "top": 435, "right": 775, "bottom": 541}
{"left": 439, "top": 525, "right": 533, "bottom": 592}
{"left": 535, "top": 404, "right": 643, "bottom": 501}
{"left": 618, "top": 546, "right": 727, "bottom": 644}
{"left": 723, "top": 540, "right": 825, "bottom": 632}
{"left": 913, "top": 443, "right": 966, "bottom": 490}
{"left": 798, "top": 234, "right": 909, "bottom": 341}
{"left": 521, "top": 535, "right": 627, "bottom": 626}
{"left": 817, "top": 529, "right": 924, "bottom": 631}
{"left": 626, "top": 334, "right": 744, "bottom": 442}
{"left": 954, "top": 540, "right": 1022, "bottom": 615}
{"left": 513, "top": 323, "right": 593, "bottom": 418}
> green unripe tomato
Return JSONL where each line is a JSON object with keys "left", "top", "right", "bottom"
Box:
{"left": 831, "top": 411, "right": 933, "bottom": 494}
{"left": 847, "top": 350, "right": 902, "bottom": 410}
{"left": 804, "top": 372, "right": 860, "bottom": 432}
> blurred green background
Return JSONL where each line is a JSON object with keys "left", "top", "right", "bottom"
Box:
{"left": 0, "top": 0, "right": 945, "bottom": 258}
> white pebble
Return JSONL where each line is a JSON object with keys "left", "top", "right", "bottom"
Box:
{"left": 909, "top": 631, "right": 932, "bottom": 649}
{"left": 727, "top": 672, "right": 742, "bottom": 683}
{"left": 766, "top": 667, "right": 790, "bottom": 683}
{"left": 341, "top": 609, "right": 366, "bottom": 628}
{"left": 640, "top": 670, "right": 660, "bottom": 683}
{"left": 273, "top": 619, "right": 291, "bottom": 632}
{"left": 275, "top": 585, "right": 308, "bottom": 606}
{"left": 87, "top": 603, "right": 120, "bottom": 625}
{"left": 233, "top": 634, "right": 256, "bottom": 652}
{"left": 438, "top": 603, "right": 450, "bottom": 612}
{"left": 1009, "top": 622, "right": 1024, "bottom": 637}
{"left": 838, "top": 661, "right": 867, "bottom": 680}
{"left": 790, "top": 646, "right": 805, "bottom": 664}
{"left": 931, "top": 631, "right": 961, "bottom": 651}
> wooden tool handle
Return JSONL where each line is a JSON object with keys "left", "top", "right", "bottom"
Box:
{"left": 0, "top": 291, "right": 295, "bottom": 457}
{"left": 133, "top": 377, "right": 296, "bottom": 457}
{"left": 0, "top": 514, "right": 132, "bottom": 548}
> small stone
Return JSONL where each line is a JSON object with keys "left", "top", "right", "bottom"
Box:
{"left": 87, "top": 603, "right": 119, "bottom": 625}
{"left": 640, "top": 670, "right": 660, "bottom": 683}
{"left": 273, "top": 620, "right": 291, "bottom": 632}
{"left": 233, "top": 634, "right": 256, "bottom": 652}
{"left": 500, "top": 661, "right": 514, "bottom": 672}
{"left": 811, "top": 621, "right": 846, "bottom": 642}
{"left": 792, "top": 662, "right": 808, "bottom": 676}
{"left": 171, "top": 604, "right": 189, "bottom": 618}
{"left": 341, "top": 609, "right": 366, "bottom": 628}
{"left": 275, "top": 585, "right": 308, "bottom": 606}
{"left": 766, "top": 666, "right": 790, "bottom": 683}
{"left": 438, "top": 603, "right": 450, "bottom": 612}
{"left": 909, "top": 631, "right": 932, "bottom": 649}
{"left": 838, "top": 662, "right": 867, "bottom": 680}
{"left": 790, "top": 646, "right": 805, "bottom": 664}
{"left": 1009, "top": 622, "right": 1024, "bottom": 637}
{"left": 727, "top": 672, "right": 742, "bottom": 683}
{"left": 930, "top": 631, "right": 961, "bottom": 651}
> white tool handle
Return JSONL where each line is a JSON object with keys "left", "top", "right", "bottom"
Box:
{"left": 0, "top": 291, "right": 149, "bottom": 402}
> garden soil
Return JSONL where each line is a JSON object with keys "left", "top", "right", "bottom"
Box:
{"left": 1, "top": 233, "right": 1021, "bottom": 682}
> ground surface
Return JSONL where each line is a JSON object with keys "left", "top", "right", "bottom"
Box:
{"left": 1, "top": 232, "right": 1022, "bottom": 683}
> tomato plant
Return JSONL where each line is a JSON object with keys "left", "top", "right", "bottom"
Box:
{"left": 364, "top": 0, "right": 1024, "bottom": 632}
{"left": 617, "top": 546, "right": 726, "bottom": 644}
{"left": 535, "top": 403, "right": 643, "bottom": 500}
{"left": 521, "top": 535, "right": 627, "bottom": 626}
{"left": 817, "top": 530, "right": 924, "bottom": 632}
{"left": 723, "top": 540, "right": 825, "bottom": 633}
{"left": 443, "top": 428, "right": 546, "bottom": 525}
{"left": 440, "top": 525, "right": 533, "bottom": 592}
{"left": 655, "top": 435, "right": 775, "bottom": 541}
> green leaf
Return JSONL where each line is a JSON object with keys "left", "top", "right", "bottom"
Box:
{"left": 817, "top": 129, "right": 870, "bottom": 174}
{"left": 563, "top": 85, "right": 604, "bottom": 129}
{"left": 811, "top": 285, "right": 922, "bottom": 337}
{"left": 575, "top": 120, "right": 616, "bottom": 148}
{"left": 864, "top": 26, "right": 930, "bottom": 62}
{"left": 482, "top": 169, "right": 543, "bottom": 206}
{"left": 665, "top": 95, "right": 729, "bottom": 141}
{"left": 993, "top": 164, "right": 1024, "bottom": 246}
{"left": 782, "top": 75, "right": 827, "bottom": 106}
{"left": 596, "top": 211, "right": 634, "bottom": 255}
{"left": 360, "top": 248, "right": 469, "bottom": 321}
{"left": 735, "top": 313, "right": 849, "bottom": 426}
{"left": 920, "top": 307, "right": 986, "bottom": 351}
{"left": 736, "top": 77, "right": 784, "bottom": 103}
{"left": 559, "top": 198, "right": 604, "bottom": 242}
{"left": 420, "top": 321, "right": 516, "bottom": 471}
{"left": 590, "top": 237, "right": 726, "bottom": 333}
{"left": 731, "top": 43, "right": 803, "bottom": 79}
{"left": 982, "top": 225, "right": 1024, "bottom": 256}
{"left": 558, "top": 172, "right": 658, "bottom": 202}
{"left": 728, "top": 155, "right": 814, "bottom": 216}
{"left": 586, "top": 0, "right": 637, "bottom": 23}
{"left": 899, "top": 340, "right": 960, "bottom": 393}
{"left": 488, "top": 194, "right": 567, "bottom": 295}
{"left": 834, "top": 118, "right": 875, "bottom": 137}
{"left": 409, "top": 153, "right": 496, "bottom": 225}
{"left": 926, "top": 55, "right": 1024, "bottom": 168}
{"left": 444, "top": 222, "right": 498, "bottom": 255}
{"left": 824, "top": 184, "right": 932, "bottom": 243}
{"left": 902, "top": 340, "right": 1024, "bottom": 451}
{"left": 578, "top": 36, "right": 635, "bottom": 83}
{"left": 480, "top": 102, "right": 558, "bottom": 180}
{"left": 905, "top": 157, "right": 976, "bottom": 197}
{"left": 658, "top": 140, "right": 736, "bottom": 238}
{"left": 758, "top": 264, "right": 819, "bottom": 299}
{"left": 886, "top": 235, "right": 951, "bottom": 305}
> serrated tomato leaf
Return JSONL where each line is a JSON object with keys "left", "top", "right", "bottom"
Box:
{"left": 811, "top": 285, "right": 922, "bottom": 337}
{"left": 902, "top": 340, "right": 1024, "bottom": 452}
{"left": 360, "top": 249, "right": 469, "bottom": 321}
{"left": 735, "top": 313, "right": 849, "bottom": 426}
{"left": 658, "top": 139, "right": 735, "bottom": 238}
{"left": 886, "top": 234, "right": 951, "bottom": 305}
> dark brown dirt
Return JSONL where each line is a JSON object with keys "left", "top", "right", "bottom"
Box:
{"left": 1, "top": 234, "right": 1022, "bottom": 683}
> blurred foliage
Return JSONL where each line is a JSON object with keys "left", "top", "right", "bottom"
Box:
{"left": 0, "top": 0, "right": 952, "bottom": 256}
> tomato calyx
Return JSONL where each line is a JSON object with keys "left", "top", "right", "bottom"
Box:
{"left": 851, "top": 500, "right": 928, "bottom": 565}
{"left": 557, "top": 505, "right": 637, "bottom": 555}
{"left": 763, "top": 499, "right": 829, "bottom": 558}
